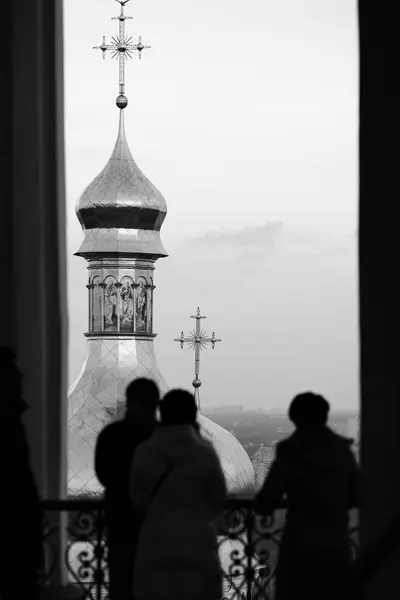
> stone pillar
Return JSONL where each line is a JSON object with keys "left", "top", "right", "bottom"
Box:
{"left": 12, "top": 0, "right": 68, "bottom": 507}
{"left": 359, "top": 2, "right": 400, "bottom": 596}
{"left": 0, "top": 4, "right": 15, "bottom": 351}
{"left": 0, "top": 0, "right": 74, "bottom": 594}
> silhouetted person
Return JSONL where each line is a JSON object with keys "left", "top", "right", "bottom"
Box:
{"left": 0, "top": 347, "right": 44, "bottom": 600}
{"left": 130, "top": 389, "right": 227, "bottom": 600}
{"left": 254, "top": 392, "right": 361, "bottom": 600}
{"left": 95, "top": 377, "right": 160, "bottom": 600}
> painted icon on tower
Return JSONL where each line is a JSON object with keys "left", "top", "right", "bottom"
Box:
{"left": 92, "top": 277, "right": 103, "bottom": 332}
{"left": 136, "top": 278, "right": 147, "bottom": 331}
{"left": 104, "top": 278, "right": 118, "bottom": 330}
{"left": 120, "top": 277, "right": 135, "bottom": 330}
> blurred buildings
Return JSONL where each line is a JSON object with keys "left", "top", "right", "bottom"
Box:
{"left": 251, "top": 442, "right": 276, "bottom": 489}
{"left": 250, "top": 415, "right": 361, "bottom": 488}
{"left": 347, "top": 417, "right": 360, "bottom": 461}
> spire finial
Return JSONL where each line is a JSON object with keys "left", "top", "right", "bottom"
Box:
{"left": 93, "top": 0, "right": 151, "bottom": 109}
{"left": 174, "top": 308, "right": 222, "bottom": 410}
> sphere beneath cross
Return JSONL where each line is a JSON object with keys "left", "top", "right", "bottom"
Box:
{"left": 116, "top": 94, "right": 128, "bottom": 109}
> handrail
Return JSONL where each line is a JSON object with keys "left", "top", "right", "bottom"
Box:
{"left": 43, "top": 494, "right": 255, "bottom": 504}
{"left": 41, "top": 494, "right": 287, "bottom": 510}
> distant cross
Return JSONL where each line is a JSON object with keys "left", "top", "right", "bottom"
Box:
{"left": 174, "top": 307, "right": 222, "bottom": 409}
{"left": 93, "top": 0, "right": 150, "bottom": 101}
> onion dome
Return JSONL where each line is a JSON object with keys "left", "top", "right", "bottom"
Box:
{"left": 199, "top": 414, "right": 255, "bottom": 494}
{"left": 75, "top": 109, "right": 167, "bottom": 258}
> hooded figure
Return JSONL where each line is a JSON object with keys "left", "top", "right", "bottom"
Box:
{"left": 254, "top": 392, "right": 361, "bottom": 600}
{"left": 130, "top": 389, "right": 227, "bottom": 600}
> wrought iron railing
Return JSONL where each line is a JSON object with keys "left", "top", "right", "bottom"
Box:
{"left": 40, "top": 498, "right": 359, "bottom": 600}
{"left": 41, "top": 499, "right": 108, "bottom": 599}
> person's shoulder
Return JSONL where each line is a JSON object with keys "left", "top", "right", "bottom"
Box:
{"left": 327, "top": 429, "right": 356, "bottom": 458}
{"left": 197, "top": 435, "right": 214, "bottom": 450}
{"left": 328, "top": 428, "right": 353, "bottom": 446}
{"left": 193, "top": 429, "right": 212, "bottom": 447}
{"left": 100, "top": 420, "right": 123, "bottom": 434}
{"left": 97, "top": 419, "right": 126, "bottom": 443}
{"left": 276, "top": 434, "right": 295, "bottom": 454}
{"left": 195, "top": 434, "right": 218, "bottom": 458}
{"left": 277, "top": 437, "right": 290, "bottom": 449}
{"left": 133, "top": 430, "right": 157, "bottom": 459}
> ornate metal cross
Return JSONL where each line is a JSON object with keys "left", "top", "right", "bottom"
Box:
{"left": 174, "top": 307, "right": 221, "bottom": 409}
{"left": 93, "top": 0, "right": 150, "bottom": 102}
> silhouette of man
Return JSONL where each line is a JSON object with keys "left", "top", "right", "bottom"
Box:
{"left": 0, "top": 347, "right": 44, "bottom": 600}
{"left": 254, "top": 392, "right": 361, "bottom": 600}
{"left": 95, "top": 378, "right": 160, "bottom": 600}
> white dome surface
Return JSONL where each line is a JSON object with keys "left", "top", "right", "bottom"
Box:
{"left": 199, "top": 414, "right": 255, "bottom": 494}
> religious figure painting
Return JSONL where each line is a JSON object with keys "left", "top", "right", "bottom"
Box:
{"left": 135, "top": 278, "right": 147, "bottom": 332}
{"left": 104, "top": 278, "right": 117, "bottom": 331}
{"left": 120, "top": 276, "right": 134, "bottom": 331}
{"left": 92, "top": 277, "right": 103, "bottom": 332}
{"left": 147, "top": 278, "right": 153, "bottom": 333}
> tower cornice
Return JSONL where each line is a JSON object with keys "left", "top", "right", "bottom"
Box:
{"left": 84, "top": 257, "right": 157, "bottom": 269}
{"left": 75, "top": 249, "right": 168, "bottom": 261}
{"left": 84, "top": 332, "right": 158, "bottom": 339}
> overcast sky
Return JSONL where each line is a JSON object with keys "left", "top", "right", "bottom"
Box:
{"left": 65, "top": 0, "right": 359, "bottom": 411}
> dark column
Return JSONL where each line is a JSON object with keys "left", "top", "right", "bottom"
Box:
{"left": 11, "top": 0, "right": 68, "bottom": 508}
{"left": 359, "top": 2, "right": 400, "bottom": 596}
{"left": 0, "top": 0, "right": 71, "bottom": 592}
{"left": 0, "top": 3, "right": 16, "bottom": 350}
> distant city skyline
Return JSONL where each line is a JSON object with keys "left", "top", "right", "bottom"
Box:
{"left": 206, "top": 410, "right": 358, "bottom": 463}
{"left": 65, "top": 0, "right": 359, "bottom": 410}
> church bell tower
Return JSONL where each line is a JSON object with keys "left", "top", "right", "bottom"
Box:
{"left": 68, "top": 0, "right": 167, "bottom": 496}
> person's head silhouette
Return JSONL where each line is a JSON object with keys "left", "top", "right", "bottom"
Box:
{"left": 125, "top": 378, "right": 160, "bottom": 426}
{"left": 288, "top": 392, "right": 330, "bottom": 430}
{"left": 159, "top": 389, "right": 198, "bottom": 430}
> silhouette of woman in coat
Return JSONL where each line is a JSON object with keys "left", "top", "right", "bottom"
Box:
{"left": 130, "top": 389, "right": 227, "bottom": 600}
{"left": 254, "top": 392, "right": 361, "bottom": 600}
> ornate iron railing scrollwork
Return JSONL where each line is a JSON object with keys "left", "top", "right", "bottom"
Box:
{"left": 40, "top": 497, "right": 359, "bottom": 600}
{"left": 216, "top": 498, "right": 282, "bottom": 600}
{"left": 41, "top": 500, "right": 109, "bottom": 599}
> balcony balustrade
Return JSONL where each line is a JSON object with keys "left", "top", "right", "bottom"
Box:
{"left": 40, "top": 497, "right": 359, "bottom": 600}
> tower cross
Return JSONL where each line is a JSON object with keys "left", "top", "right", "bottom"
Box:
{"left": 174, "top": 307, "right": 221, "bottom": 409}
{"left": 93, "top": 0, "right": 150, "bottom": 106}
